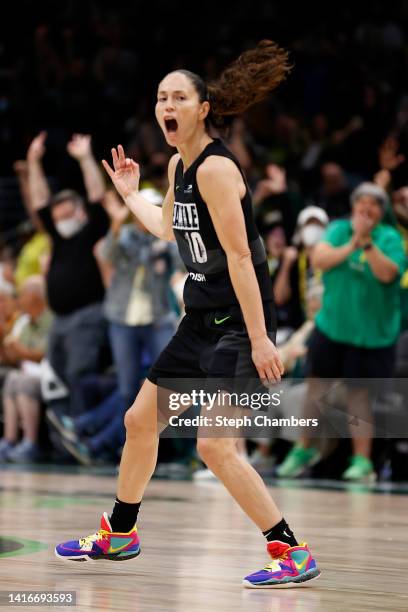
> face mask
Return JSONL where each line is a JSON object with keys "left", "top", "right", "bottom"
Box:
{"left": 55, "top": 217, "right": 85, "bottom": 238}
{"left": 301, "top": 224, "right": 324, "bottom": 247}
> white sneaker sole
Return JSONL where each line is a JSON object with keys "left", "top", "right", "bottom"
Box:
{"left": 54, "top": 548, "right": 141, "bottom": 563}
{"left": 242, "top": 569, "right": 321, "bottom": 589}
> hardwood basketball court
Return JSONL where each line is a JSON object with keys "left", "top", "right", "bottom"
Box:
{"left": 1, "top": 466, "right": 407, "bottom": 611}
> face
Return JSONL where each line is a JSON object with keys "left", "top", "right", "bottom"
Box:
{"left": 352, "top": 195, "right": 383, "bottom": 226}
{"left": 300, "top": 219, "right": 326, "bottom": 248}
{"left": 321, "top": 163, "right": 345, "bottom": 194}
{"left": 155, "top": 72, "right": 209, "bottom": 147}
{"left": 51, "top": 200, "right": 82, "bottom": 223}
{"left": 18, "top": 290, "right": 44, "bottom": 319}
{"left": 264, "top": 226, "right": 286, "bottom": 258}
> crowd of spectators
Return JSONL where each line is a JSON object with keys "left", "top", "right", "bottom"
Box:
{"left": 1, "top": 3, "right": 408, "bottom": 482}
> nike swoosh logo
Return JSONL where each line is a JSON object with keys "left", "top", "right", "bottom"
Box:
{"left": 214, "top": 316, "right": 231, "bottom": 325}
{"left": 108, "top": 537, "right": 135, "bottom": 553}
{"left": 294, "top": 558, "right": 308, "bottom": 571}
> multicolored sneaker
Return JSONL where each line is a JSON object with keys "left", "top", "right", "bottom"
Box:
{"left": 55, "top": 512, "right": 140, "bottom": 562}
{"left": 275, "top": 445, "right": 321, "bottom": 478}
{"left": 243, "top": 541, "right": 320, "bottom": 588}
{"left": 342, "top": 454, "right": 376, "bottom": 482}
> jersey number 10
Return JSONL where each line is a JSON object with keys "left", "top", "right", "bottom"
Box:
{"left": 185, "top": 232, "right": 208, "bottom": 264}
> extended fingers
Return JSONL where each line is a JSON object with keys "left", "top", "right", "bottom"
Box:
{"left": 111, "top": 147, "right": 119, "bottom": 171}
{"left": 102, "top": 159, "right": 115, "bottom": 179}
{"left": 118, "top": 144, "right": 126, "bottom": 165}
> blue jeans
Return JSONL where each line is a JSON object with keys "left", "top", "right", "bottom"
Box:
{"left": 78, "top": 320, "right": 176, "bottom": 457}
{"left": 108, "top": 321, "right": 156, "bottom": 409}
{"left": 154, "top": 318, "right": 176, "bottom": 355}
{"left": 48, "top": 303, "right": 107, "bottom": 416}
{"left": 74, "top": 388, "right": 126, "bottom": 454}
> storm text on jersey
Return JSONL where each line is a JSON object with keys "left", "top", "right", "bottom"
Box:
{"left": 172, "top": 202, "right": 200, "bottom": 231}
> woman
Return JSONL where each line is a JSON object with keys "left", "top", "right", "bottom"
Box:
{"left": 56, "top": 40, "right": 320, "bottom": 588}
{"left": 273, "top": 205, "right": 328, "bottom": 333}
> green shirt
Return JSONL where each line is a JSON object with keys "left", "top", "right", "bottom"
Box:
{"left": 316, "top": 219, "right": 406, "bottom": 348}
{"left": 19, "top": 310, "right": 53, "bottom": 353}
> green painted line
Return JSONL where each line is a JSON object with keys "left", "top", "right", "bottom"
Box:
{"left": 32, "top": 496, "right": 103, "bottom": 509}
{"left": 0, "top": 493, "right": 105, "bottom": 509}
{"left": 0, "top": 537, "right": 48, "bottom": 559}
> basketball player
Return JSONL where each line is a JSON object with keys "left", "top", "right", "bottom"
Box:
{"left": 56, "top": 41, "right": 320, "bottom": 588}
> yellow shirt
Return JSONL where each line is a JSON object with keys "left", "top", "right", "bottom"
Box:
{"left": 14, "top": 233, "right": 50, "bottom": 289}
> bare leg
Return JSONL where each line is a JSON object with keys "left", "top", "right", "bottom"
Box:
{"left": 347, "top": 387, "right": 373, "bottom": 458}
{"left": 117, "top": 381, "right": 282, "bottom": 530}
{"left": 117, "top": 380, "right": 160, "bottom": 503}
{"left": 3, "top": 396, "right": 19, "bottom": 442}
{"left": 16, "top": 394, "right": 40, "bottom": 443}
{"left": 197, "top": 436, "right": 281, "bottom": 530}
{"left": 293, "top": 377, "right": 332, "bottom": 449}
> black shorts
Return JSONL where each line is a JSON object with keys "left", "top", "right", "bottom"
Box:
{"left": 306, "top": 327, "right": 396, "bottom": 379}
{"left": 147, "top": 302, "right": 276, "bottom": 385}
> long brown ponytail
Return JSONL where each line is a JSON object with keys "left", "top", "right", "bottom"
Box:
{"left": 207, "top": 39, "right": 292, "bottom": 127}
{"left": 173, "top": 40, "right": 291, "bottom": 130}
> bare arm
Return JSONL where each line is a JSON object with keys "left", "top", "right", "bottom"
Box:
{"left": 313, "top": 230, "right": 399, "bottom": 283}
{"left": 27, "top": 132, "right": 51, "bottom": 211}
{"left": 311, "top": 241, "right": 355, "bottom": 271}
{"left": 364, "top": 244, "right": 399, "bottom": 283}
{"left": 3, "top": 336, "right": 44, "bottom": 363}
{"left": 102, "top": 145, "right": 177, "bottom": 241}
{"left": 67, "top": 134, "right": 106, "bottom": 203}
{"left": 13, "top": 160, "right": 44, "bottom": 231}
{"left": 197, "top": 156, "right": 284, "bottom": 382}
{"left": 273, "top": 247, "right": 298, "bottom": 305}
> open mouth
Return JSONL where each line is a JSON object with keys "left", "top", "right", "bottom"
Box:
{"left": 165, "top": 118, "right": 178, "bottom": 133}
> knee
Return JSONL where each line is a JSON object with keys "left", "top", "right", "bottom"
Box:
{"left": 196, "top": 437, "right": 235, "bottom": 467}
{"left": 124, "top": 406, "right": 156, "bottom": 441}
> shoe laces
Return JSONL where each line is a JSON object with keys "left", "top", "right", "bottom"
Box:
{"left": 263, "top": 550, "right": 289, "bottom": 572}
{"left": 79, "top": 529, "right": 110, "bottom": 547}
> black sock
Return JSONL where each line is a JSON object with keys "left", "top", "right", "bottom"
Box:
{"left": 109, "top": 498, "right": 141, "bottom": 533}
{"left": 262, "top": 518, "right": 298, "bottom": 547}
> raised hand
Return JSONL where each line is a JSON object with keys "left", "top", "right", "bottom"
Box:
{"left": 102, "top": 145, "right": 140, "bottom": 200}
{"left": 282, "top": 246, "right": 299, "bottom": 266}
{"left": 27, "top": 132, "right": 47, "bottom": 163}
{"left": 67, "top": 134, "right": 92, "bottom": 161}
{"left": 265, "top": 163, "right": 287, "bottom": 194}
{"left": 378, "top": 137, "right": 405, "bottom": 172}
{"left": 373, "top": 168, "right": 391, "bottom": 190}
{"left": 254, "top": 164, "right": 287, "bottom": 204}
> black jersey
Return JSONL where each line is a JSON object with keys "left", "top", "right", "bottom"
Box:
{"left": 172, "top": 138, "right": 274, "bottom": 309}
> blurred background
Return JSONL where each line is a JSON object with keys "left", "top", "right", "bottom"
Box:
{"left": 0, "top": 0, "right": 408, "bottom": 483}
